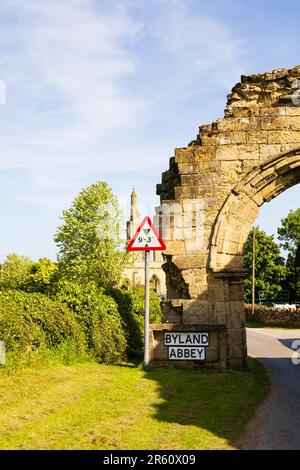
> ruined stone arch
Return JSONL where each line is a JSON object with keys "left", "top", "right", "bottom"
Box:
{"left": 150, "top": 65, "right": 300, "bottom": 369}
{"left": 210, "top": 149, "right": 300, "bottom": 273}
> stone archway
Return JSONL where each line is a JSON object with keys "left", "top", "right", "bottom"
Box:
{"left": 150, "top": 65, "right": 300, "bottom": 369}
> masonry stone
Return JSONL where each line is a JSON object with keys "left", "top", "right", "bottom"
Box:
{"left": 150, "top": 65, "right": 300, "bottom": 369}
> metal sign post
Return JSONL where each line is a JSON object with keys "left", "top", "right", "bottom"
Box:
{"left": 127, "top": 216, "right": 166, "bottom": 369}
{"left": 144, "top": 250, "right": 150, "bottom": 368}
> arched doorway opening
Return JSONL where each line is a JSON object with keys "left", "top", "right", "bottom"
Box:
{"left": 242, "top": 184, "right": 300, "bottom": 308}
{"left": 150, "top": 274, "right": 161, "bottom": 294}
{"left": 210, "top": 150, "right": 300, "bottom": 273}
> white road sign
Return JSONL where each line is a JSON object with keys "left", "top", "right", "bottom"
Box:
{"left": 168, "top": 347, "right": 205, "bottom": 360}
{"left": 164, "top": 332, "right": 209, "bottom": 347}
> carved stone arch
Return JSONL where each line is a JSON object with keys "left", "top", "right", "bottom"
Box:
{"left": 210, "top": 149, "right": 300, "bottom": 273}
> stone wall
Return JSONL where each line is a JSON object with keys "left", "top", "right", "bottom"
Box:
{"left": 151, "top": 66, "right": 300, "bottom": 369}
{"left": 245, "top": 304, "right": 300, "bottom": 328}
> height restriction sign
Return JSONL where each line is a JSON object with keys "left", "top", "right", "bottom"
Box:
{"left": 127, "top": 216, "right": 166, "bottom": 252}
{"left": 127, "top": 216, "right": 166, "bottom": 369}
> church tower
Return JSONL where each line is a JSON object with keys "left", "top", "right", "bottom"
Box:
{"left": 127, "top": 188, "right": 140, "bottom": 240}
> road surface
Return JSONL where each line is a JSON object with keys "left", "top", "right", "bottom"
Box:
{"left": 240, "top": 328, "right": 300, "bottom": 450}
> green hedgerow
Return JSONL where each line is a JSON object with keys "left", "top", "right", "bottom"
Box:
{"left": 107, "top": 286, "right": 162, "bottom": 358}
{"left": 55, "top": 281, "right": 127, "bottom": 364}
{"left": 0, "top": 290, "right": 86, "bottom": 357}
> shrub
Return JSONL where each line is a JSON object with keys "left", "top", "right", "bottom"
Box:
{"left": 108, "top": 286, "right": 162, "bottom": 357}
{"left": 0, "top": 290, "right": 86, "bottom": 358}
{"left": 55, "top": 281, "right": 127, "bottom": 364}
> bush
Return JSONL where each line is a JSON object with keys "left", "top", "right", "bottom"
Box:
{"left": 0, "top": 290, "right": 86, "bottom": 360}
{"left": 55, "top": 281, "right": 127, "bottom": 364}
{"left": 108, "top": 286, "right": 162, "bottom": 357}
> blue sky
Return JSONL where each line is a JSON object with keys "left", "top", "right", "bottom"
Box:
{"left": 0, "top": 0, "right": 299, "bottom": 261}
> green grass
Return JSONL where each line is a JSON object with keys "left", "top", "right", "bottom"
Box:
{"left": 0, "top": 340, "right": 93, "bottom": 376}
{"left": 0, "top": 358, "right": 269, "bottom": 450}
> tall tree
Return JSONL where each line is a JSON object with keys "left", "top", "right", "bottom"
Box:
{"left": 54, "top": 182, "right": 126, "bottom": 288}
{"left": 244, "top": 228, "right": 286, "bottom": 303}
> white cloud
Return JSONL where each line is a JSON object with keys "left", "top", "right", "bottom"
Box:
{"left": 0, "top": 0, "right": 250, "bottom": 259}
{"left": 0, "top": 0, "right": 146, "bottom": 164}
{"left": 0, "top": 0, "right": 247, "bottom": 185}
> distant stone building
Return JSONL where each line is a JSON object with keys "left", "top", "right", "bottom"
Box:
{"left": 123, "top": 189, "right": 166, "bottom": 295}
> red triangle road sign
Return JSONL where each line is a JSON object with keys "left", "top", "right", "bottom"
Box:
{"left": 127, "top": 216, "right": 166, "bottom": 252}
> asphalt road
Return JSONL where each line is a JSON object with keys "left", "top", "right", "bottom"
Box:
{"left": 239, "top": 328, "right": 300, "bottom": 450}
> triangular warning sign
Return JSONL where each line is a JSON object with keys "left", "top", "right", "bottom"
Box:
{"left": 127, "top": 216, "right": 166, "bottom": 252}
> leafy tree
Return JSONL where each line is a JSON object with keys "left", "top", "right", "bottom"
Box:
{"left": 278, "top": 209, "right": 300, "bottom": 301}
{"left": 0, "top": 253, "right": 34, "bottom": 290}
{"left": 54, "top": 182, "right": 127, "bottom": 288}
{"left": 277, "top": 208, "right": 300, "bottom": 259}
{"left": 244, "top": 228, "right": 286, "bottom": 303}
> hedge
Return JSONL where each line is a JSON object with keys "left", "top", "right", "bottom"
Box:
{"left": 55, "top": 281, "right": 127, "bottom": 364}
{"left": 0, "top": 290, "right": 85, "bottom": 356}
{"left": 108, "top": 286, "right": 162, "bottom": 357}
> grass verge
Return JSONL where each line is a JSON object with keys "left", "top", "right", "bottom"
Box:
{"left": 0, "top": 358, "right": 269, "bottom": 450}
{"left": 0, "top": 340, "right": 92, "bottom": 376}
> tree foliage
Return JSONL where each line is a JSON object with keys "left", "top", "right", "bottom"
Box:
{"left": 29, "top": 258, "right": 58, "bottom": 293}
{"left": 0, "top": 254, "right": 58, "bottom": 293}
{"left": 277, "top": 208, "right": 300, "bottom": 255}
{"left": 54, "top": 182, "right": 126, "bottom": 288}
{"left": 0, "top": 254, "right": 34, "bottom": 290}
{"left": 244, "top": 227, "right": 286, "bottom": 302}
{"left": 277, "top": 208, "right": 300, "bottom": 301}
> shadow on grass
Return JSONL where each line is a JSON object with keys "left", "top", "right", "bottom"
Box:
{"left": 143, "top": 358, "right": 269, "bottom": 449}
{"left": 115, "top": 360, "right": 142, "bottom": 368}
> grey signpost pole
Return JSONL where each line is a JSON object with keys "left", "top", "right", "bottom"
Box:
{"left": 144, "top": 250, "right": 150, "bottom": 368}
